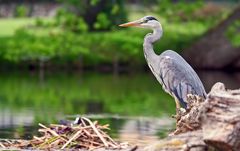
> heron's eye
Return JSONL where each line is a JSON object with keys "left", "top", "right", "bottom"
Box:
{"left": 142, "top": 19, "right": 148, "bottom": 23}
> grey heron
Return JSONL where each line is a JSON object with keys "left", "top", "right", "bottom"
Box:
{"left": 119, "top": 16, "right": 206, "bottom": 113}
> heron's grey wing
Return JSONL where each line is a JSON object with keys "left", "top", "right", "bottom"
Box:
{"left": 157, "top": 55, "right": 181, "bottom": 97}
{"left": 158, "top": 60, "right": 191, "bottom": 108}
{"left": 173, "top": 82, "right": 197, "bottom": 108}
{"left": 160, "top": 50, "right": 206, "bottom": 98}
{"left": 157, "top": 51, "right": 206, "bottom": 108}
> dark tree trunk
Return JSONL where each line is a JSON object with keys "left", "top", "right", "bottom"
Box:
{"left": 183, "top": 6, "right": 240, "bottom": 69}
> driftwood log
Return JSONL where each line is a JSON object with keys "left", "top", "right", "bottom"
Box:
{"left": 145, "top": 82, "right": 240, "bottom": 151}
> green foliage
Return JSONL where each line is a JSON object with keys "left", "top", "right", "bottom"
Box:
{"left": 35, "top": 18, "right": 45, "bottom": 27}
{"left": 0, "top": 1, "right": 229, "bottom": 66}
{"left": 157, "top": 0, "right": 203, "bottom": 21}
{"left": 0, "top": 18, "right": 35, "bottom": 36}
{"left": 0, "top": 18, "right": 208, "bottom": 65}
{"left": 94, "top": 13, "right": 111, "bottom": 30}
{"left": 55, "top": 9, "right": 89, "bottom": 33}
{"left": 15, "top": 5, "right": 28, "bottom": 17}
{"left": 157, "top": 0, "right": 226, "bottom": 24}
{"left": 225, "top": 20, "right": 240, "bottom": 47}
{"left": 58, "top": 0, "right": 127, "bottom": 31}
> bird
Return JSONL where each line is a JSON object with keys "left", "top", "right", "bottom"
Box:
{"left": 119, "top": 16, "right": 206, "bottom": 114}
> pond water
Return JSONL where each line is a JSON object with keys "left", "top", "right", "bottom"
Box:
{"left": 0, "top": 70, "right": 239, "bottom": 145}
{"left": 0, "top": 71, "right": 175, "bottom": 145}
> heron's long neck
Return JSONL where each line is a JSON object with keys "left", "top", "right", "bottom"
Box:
{"left": 143, "top": 27, "right": 162, "bottom": 66}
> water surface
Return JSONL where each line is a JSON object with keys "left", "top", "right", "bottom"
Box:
{"left": 0, "top": 71, "right": 175, "bottom": 144}
{"left": 0, "top": 70, "right": 239, "bottom": 145}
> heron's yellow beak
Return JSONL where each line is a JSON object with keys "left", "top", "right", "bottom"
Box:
{"left": 119, "top": 20, "right": 142, "bottom": 27}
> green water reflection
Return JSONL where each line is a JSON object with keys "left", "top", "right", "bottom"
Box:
{"left": 0, "top": 71, "right": 175, "bottom": 116}
{"left": 0, "top": 71, "right": 175, "bottom": 142}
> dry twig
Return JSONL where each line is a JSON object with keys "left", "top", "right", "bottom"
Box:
{"left": 0, "top": 117, "right": 128, "bottom": 150}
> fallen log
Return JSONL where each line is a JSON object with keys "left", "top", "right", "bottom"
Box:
{"left": 145, "top": 82, "right": 240, "bottom": 151}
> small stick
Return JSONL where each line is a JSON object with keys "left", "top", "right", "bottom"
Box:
{"left": 0, "top": 142, "right": 6, "bottom": 148}
{"left": 37, "top": 136, "right": 59, "bottom": 149}
{"left": 50, "top": 124, "right": 67, "bottom": 127}
{"left": 82, "top": 139, "right": 102, "bottom": 145}
{"left": 99, "top": 130, "right": 118, "bottom": 146}
{"left": 39, "top": 123, "right": 59, "bottom": 137}
{"left": 99, "top": 124, "right": 110, "bottom": 130}
{"left": 33, "top": 136, "right": 43, "bottom": 142}
{"left": 83, "top": 129, "right": 93, "bottom": 137}
{"left": 6, "top": 140, "right": 13, "bottom": 144}
{"left": 78, "top": 142, "right": 94, "bottom": 148}
{"left": 61, "top": 130, "right": 82, "bottom": 149}
{"left": 82, "top": 117, "right": 109, "bottom": 147}
{"left": 89, "top": 144, "right": 104, "bottom": 151}
{"left": 39, "top": 123, "right": 69, "bottom": 143}
{"left": 81, "top": 118, "right": 87, "bottom": 126}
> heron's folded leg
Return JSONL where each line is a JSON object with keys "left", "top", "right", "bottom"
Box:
{"left": 172, "top": 99, "right": 182, "bottom": 121}
{"left": 175, "top": 98, "right": 181, "bottom": 109}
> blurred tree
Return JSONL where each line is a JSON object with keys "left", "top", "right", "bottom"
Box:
{"left": 58, "top": 0, "right": 127, "bottom": 31}
{"left": 15, "top": 5, "right": 28, "bottom": 17}
{"left": 156, "top": 0, "right": 229, "bottom": 27}
{"left": 183, "top": 6, "right": 240, "bottom": 69}
{"left": 157, "top": 0, "right": 204, "bottom": 22}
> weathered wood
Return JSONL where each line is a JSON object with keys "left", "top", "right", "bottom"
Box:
{"left": 202, "top": 83, "right": 240, "bottom": 151}
{"left": 145, "top": 82, "right": 240, "bottom": 151}
{"left": 173, "top": 94, "right": 205, "bottom": 135}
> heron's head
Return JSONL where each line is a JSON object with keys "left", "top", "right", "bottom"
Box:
{"left": 119, "top": 16, "right": 160, "bottom": 29}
